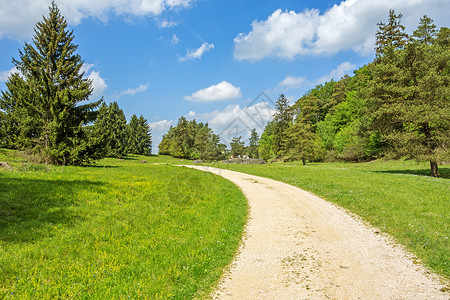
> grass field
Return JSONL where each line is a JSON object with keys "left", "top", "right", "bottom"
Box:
{"left": 0, "top": 150, "right": 247, "bottom": 298}
{"left": 205, "top": 159, "right": 450, "bottom": 280}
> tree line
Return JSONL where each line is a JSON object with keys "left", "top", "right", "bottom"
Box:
{"left": 0, "top": 2, "right": 152, "bottom": 165}
{"left": 259, "top": 11, "right": 449, "bottom": 177}
{"left": 158, "top": 118, "right": 260, "bottom": 160}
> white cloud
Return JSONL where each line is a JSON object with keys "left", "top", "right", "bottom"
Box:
{"left": 278, "top": 76, "right": 307, "bottom": 89}
{"left": 0, "top": 67, "right": 18, "bottom": 82}
{"left": 159, "top": 19, "right": 178, "bottom": 28}
{"left": 81, "top": 63, "right": 108, "bottom": 99}
{"left": 184, "top": 81, "right": 241, "bottom": 102}
{"left": 149, "top": 119, "right": 174, "bottom": 153}
{"left": 87, "top": 71, "right": 108, "bottom": 100}
{"left": 234, "top": 0, "right": 450, "bottom": 60}
{"left": 112, "top": 83, "right": 150, "bottom": 100}
{"left": 315, "top": 62, "right": 356, "bottom": 84}
{"left": 186, "top": 102, "right": 277, "bottom": 145}
{"left": 178, "top": 42, "right": 214, "bottom": 62}
{"left": 171, "top": 34, "right": 180, "bottom": 44}
{"left": 0, "top": 0, "right": 196, "bottom": 40}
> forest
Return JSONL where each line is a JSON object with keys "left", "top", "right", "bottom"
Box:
{"left": 159, "top": 11, "right": 450, "bottom": 177}
{"left": 0, "top": 7, "right": 448, "bottom": 177}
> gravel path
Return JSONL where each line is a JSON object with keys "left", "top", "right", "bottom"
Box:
{"left": 185, "top": 166, "right": 448, "bottom": 300}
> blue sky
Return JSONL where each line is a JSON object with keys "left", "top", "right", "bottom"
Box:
{"left": 1, "top": 0, "right": 449, "bottom": 152}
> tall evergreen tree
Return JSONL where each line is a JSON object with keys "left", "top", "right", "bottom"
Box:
{"left": 272, "top": 94, "right": 293, "bottom": 157}
{"left": 369, "top": 19, "right": 450, "bottom": 177}
{"left": 375, "top": 9, "right": 409, "bottom": 58}
{"left": 0, "top": 2, "right": 102, "bottom": 165}
{"left": 248, "top": 128, "right": 259, "bottom": 158}
{"left": 412, "top": 15, "right": 437, "bottom": 45}
{"left": 93, "top": 102, "right": 128, "bottom": 158}
{"left": 127, "top": 114, "right": 152, "bottom": 155}
{"left": 230, "top": 136, "right": 245, "bottom": 157}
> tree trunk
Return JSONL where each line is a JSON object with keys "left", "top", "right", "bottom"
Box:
{"left": 302, "top": 158, "right": 306, "bottom": 165}
{"left": 430, "top": 160, "right": 440, "bottom": 177}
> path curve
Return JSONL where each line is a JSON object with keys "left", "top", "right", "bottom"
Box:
{"left": 184, "top": 166, "right": 448, "bottom": 299}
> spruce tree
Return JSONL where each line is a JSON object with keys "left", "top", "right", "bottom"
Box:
{"left": 230, "top": 136, "right": 245, "bottom": 157}
{"left": 0, "top": 2, "right": 102, "bottom": 164}
{"left": 248, "top": 128, "right": 259, "bottom": 158}
{"left": 369, "top": 18, "right": 450, "bottom": 177}
{"left": 375, "top": 10, "right": 408, "bottom": 58}
{"left": 127, "top": 114, "right": 152, "bottom": 155}
{"left": 272, "top": 94, "right": 293, "bottom": 157}
{"left": 93, "top": 102, "right": 128, "bottom": 158}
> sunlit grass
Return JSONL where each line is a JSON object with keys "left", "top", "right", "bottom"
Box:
{"left": 205, "top": 159, "right": 450, "bottom": 279}
{"left": 0, "top": 150, "right": 247, "bottom": 298}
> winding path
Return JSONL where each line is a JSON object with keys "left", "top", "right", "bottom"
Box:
{"left": 184, "top": 166, "right": 448, "bottom": 299}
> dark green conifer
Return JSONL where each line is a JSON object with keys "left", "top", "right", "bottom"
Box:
{"left": 0, "top": 2, "right": 102, "bottom": 164}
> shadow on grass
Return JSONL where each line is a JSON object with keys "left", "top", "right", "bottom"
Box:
{"left": 0, "top": 174, "right": 105, "bottom": 243}
{"left": 374, "top": 166, "right": 450, "bottom": 179}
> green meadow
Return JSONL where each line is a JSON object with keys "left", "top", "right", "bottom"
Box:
{"left": 0, "top": 150, "right": 247, "bottom": 298}
{"left": 206, "top": 159, "right": 450, "bottom": 280}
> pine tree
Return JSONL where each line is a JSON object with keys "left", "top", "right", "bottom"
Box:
{"left": 93, "top": 102, "right": 128, "bottom": 158}
{"left": 230, "top": 136, "right": 245, "bottom": 157}
{"left": 127, "top": 114, "right": 152, "bottom": 155}
{"left": 375, "top": 10, "right": 409, "bottom": 58}
{"left": 272, "top": 94, "right": 293, "bottom": 157}
{"left": 284, "top": 122, "right": 323, "bottom": 165}
{"left": 0, "top": 2, "right": 102, "bottom": 164}
{"left": 412, "top": 15, "right": 437, "bottom": 45}
{"left": 248, "top": 128, "right": 259, "bottom": 158}
{"left": 369, "top": 18, "right": 450, "bottom": 177}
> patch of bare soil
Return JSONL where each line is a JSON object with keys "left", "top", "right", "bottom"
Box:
{"left": 185, "top": 166, "right": 449, "bottom": 300}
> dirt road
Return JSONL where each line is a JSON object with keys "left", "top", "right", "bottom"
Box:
{"left": 185, "top": 166, "right": 448, "bottom": 299}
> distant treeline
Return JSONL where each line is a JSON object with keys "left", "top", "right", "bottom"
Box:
{"left": 160, "top": 11, "right": 449, "bottom": 177}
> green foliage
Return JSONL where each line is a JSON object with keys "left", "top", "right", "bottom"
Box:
{"left": 159, "top": 117, "right": 225, "bottom": 160}
{"left": 0, "top": 150, "right": 247, "bottom": 298}
{"left": 284, "top": 122, "right": 324, "bottom": 164}
{"left": 272, "top": 94, "right": 294, "bottom": 157}
{"left": 127, "top": 114, "right": 152, "bottom": 155}
{"left": 258, "top": 132, "right": 274, "bottom": 161}
{"left": 369, "top": 18, "right": 450, "bottom": 176}
{"left": 230, "top": 136, "right": 245, "bottom": 157}
{"left": 375, "top": 9, "right": 408, "bottom": 57}
{"left": 92, "top": 102, "right": 128, "bottom": 158}
{"left": 248, "top": 128, "right": 259, "bottom": 158}
{"left": 258, "top": 12, "right": 448, "bottom": 171}
{"left": 0, "top": 2, "right": 102, "bottom": 165}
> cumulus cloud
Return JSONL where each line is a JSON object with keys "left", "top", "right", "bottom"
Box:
{"left": 0, "top": 0, "right": 195, "bottom": 40}
{"left": 171, "top": 34, "right": 180, "bottom": 44}
{"left": 0, "top": 67, "right": 18, "bottom": 82}
{"left": 186, "top": 102, "right": 277, "bottom": 145}
{"left": 178, "top": 42, "right": 215, "bottom": 62}
{"left": 234, "top": 0, "right": 449, "bottom": 60}
{"left": 315, "top": 62, "right": 356, "bottom": 84}
{"left": 149, "top": 119, "right": 174, "bottom": 153}
{"left": 278, "top": 76, "right": 307, "bottom": 89}
{"left": 81, "top": 63, "right": 108, "bottom": 99}
{"left": 112, "top": 83, "right": 150, "bottom": 100}
{"left": 158, "top": 19, "right": 178, "bottom": 28}
{"left": 184, "top": 81, "right": 241, "bottom": 102}
{"left": 87, "top": 71, "right": 108, "bottom": 100}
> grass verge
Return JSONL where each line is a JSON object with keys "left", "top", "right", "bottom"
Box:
{"left": 0, "top": 150, "right": 247, "bottom": 298}
{"left": 204, "top": 159, "right": 449, "bottom": 280}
